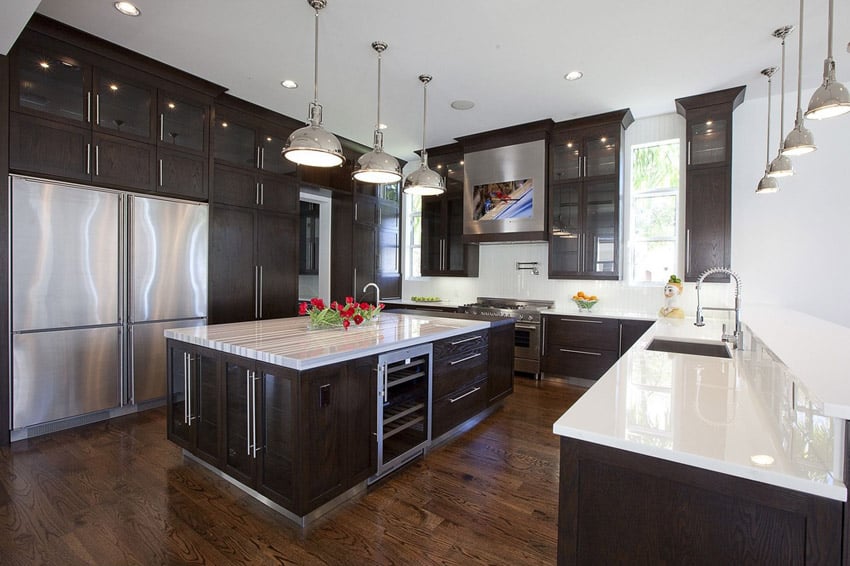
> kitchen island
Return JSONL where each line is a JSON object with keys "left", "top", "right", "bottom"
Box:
{"left": 165, "top": 312, "right": 514, "bottom": 526}
{"left": 553, "top": 315, "right": 847, "bottom": 564}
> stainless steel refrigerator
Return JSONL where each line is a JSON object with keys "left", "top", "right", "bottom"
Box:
{"left": 10, "top": 176, "right": 207, "bottom": 435}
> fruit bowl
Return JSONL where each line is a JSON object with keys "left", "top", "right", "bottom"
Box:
{"left": 572, "top": 298, "right": 598, "bottom": 311}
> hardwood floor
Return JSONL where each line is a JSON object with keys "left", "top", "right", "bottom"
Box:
{"left": 0, "top": 378, "right": 585, "bottom": 565}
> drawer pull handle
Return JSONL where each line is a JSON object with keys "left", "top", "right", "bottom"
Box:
{"left": 451, "top": 335, "right": 482, "bottom": 345}
{"left": 560, "top": 348, "right": 602, "bottom": 356}
{"left": 449, "top": 386, "right": 481, "bottom": 403}
{"left": 559, "top": 318, "right": 602, "bottom": 324}
{"left": 449, "top": 352, "right": 482, "bottom": 366}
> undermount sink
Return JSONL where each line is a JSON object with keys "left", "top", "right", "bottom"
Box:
{"left": 645, "top": 338, "right": 732, "bottom": 359}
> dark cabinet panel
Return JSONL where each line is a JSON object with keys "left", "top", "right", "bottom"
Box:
{"left": 542, "top": 315, "right": 619, "bottom": 380}
{"left": 158, "top": 148, "right": 207, "bottom": 199}
{"left": 260, "top": 175, "right": 299, "bottom": 214}
{"left": 12, "top": 42, "right": 90, "bottom": 125}
{"left": 432, "top": 330, "right": 489, "bottom": 440}
{"left": 159, "top": 91, "right": 207, "bottom": 153}
{"left": 92, "top": 132, "right": 156, "bottom": 191}
{"left": 619, "top": 319, "right": 654, "bottom": 355}
{"left": 10, "top": 112, "right": 90, "bottom": 182}
{"left": 256, "top": 210, "right": 298, "bottom": 319}
{"left": 214, "top": 115, "right": 256, "bottom": 168}
{"left": 224, "top": 356, "right": 255, "bottom": 485}
{"left": 213, "top": 163, "right": 258, "bottom": 208}
{"left": 432, "top": 380, "right": 487, "bottom": 439}
{"left": 487, "top": 323, "right": 515, "bottom": 404}
{"left": 93, "top": 69, "right": 154, "bottom": 142}
{"left": 256, "top": 363, "right": 297, "bottom": 508}
{"left": 209, "top": 205, "right": 256, "bottom": 324}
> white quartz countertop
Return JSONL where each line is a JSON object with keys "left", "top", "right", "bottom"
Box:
{"left": 165, "top": 313, "right": 490, "bottom": 371}
{"left": 553, "top": 316, "right": 846, "bottom": 502}
{"left": 543, "top": 307, "right": 657, "bottom": 321}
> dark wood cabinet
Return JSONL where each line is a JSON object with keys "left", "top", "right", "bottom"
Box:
{"left": 618, "top": 318, "right": 654, "bottom": 355}
{"left": 548, "top": 110, "right": 632, "bottom": 280}
{"left": 542, "top": 315, "right": 620, "bottom": 380}
{"left": 432, "top": 330, "right": 489, "bottom": 439}
{"left": 487, "top": 322, "right": 515, "bottom": 404}
{"left": 352, "top": 183, "right": 402, "bottom": 302}
{"left": 676, "top": 86, "right": 745, "bottom": 282}
{"left": 166, "top": 340, "right": 222, "bottom": 468}
{"left": 9, "top": 27, "right": 216, "bottom": 198}
{"left": 421, "top": 145, "right": 479, "bottom": 277}
{"left": 168, "top": 344, "right": 375, "bottom": 520}
{"left": 558, "top": 436, "right": 842, "bottom": 565}
{"left": 209, "top": 204, "right": 298, "bottom": 324}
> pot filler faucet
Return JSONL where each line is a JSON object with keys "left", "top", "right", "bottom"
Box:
{"left": 363, "top": 282, "right": 380, "bottom": 310}
{"left": 694, "top": 267, "right": 743, "bottom": 349}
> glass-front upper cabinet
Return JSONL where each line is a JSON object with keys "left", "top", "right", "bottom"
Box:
{"left": 214, "top": 117, "right": 256, "bottom": 167}
{"left": 260, "top": 133, "right": 297, "bottom": 176}
{"left": 159, "top": 93, "right": 206, "bottom": 153}
{"left": 584, "top": 180, "right": 618, "bottom": 275}
{"left": 584, "top": 135, "right": 618, "bottom": 178}
{"left": 551, "top": 125, "right": 619, "bottom": 181}
{"left": 549, "top": 183, "right": 581, "bottom": 274}
{"left": 551, "top": 137, "right": 583, "bottom": 181}
{"left": 95, "top": 71, "right": 153, "bottom": 140}
{"left": 13, "top": 44, "right": 90, "bottom": 123}
{"left": 688, "top": 113, "right": 728, "bottom": 166}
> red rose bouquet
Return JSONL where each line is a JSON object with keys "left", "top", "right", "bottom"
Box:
{"left": 299, "top": 296, "right": 384, "bottom": 330}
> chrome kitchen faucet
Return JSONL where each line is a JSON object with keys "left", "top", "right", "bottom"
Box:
{"left": 363, "top": 282, "right": 380, "bottom": 314}
{"left": 694, "top": 267, "right": 743, "bottom": 349}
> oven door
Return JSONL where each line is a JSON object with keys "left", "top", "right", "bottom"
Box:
{"left": 514, "top": 322, "right": 541, "bottom": 374}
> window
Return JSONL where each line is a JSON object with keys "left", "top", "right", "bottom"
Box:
{"left": 629, "top": 139, "right": 680, "bottom": 284}
{"left": 405, "top": 195, "right": 422, "bottom": 278}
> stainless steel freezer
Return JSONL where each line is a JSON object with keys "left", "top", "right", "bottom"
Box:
{"left": 11, "top": 177, "right": 123, "bottom": 430}
{"left": 129, "top": 194, "right": 207, "bottom": 403}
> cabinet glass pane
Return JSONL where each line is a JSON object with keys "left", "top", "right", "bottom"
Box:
{"left": 446, "top": 196, "right": 464, "bottom": 271}
{"left": 261, "top": 134, "right": 297, "bottom": 176}
{"left": 378, "top": 229, "right": 399, "bottom": 273}
{"left": 690, "top": 119, "right": 727, "bottom": 165}
{"left": 161, "top": 96, "right": 205, "bottom": 152}
{"left": 550, "top": 183, "right": 581, "bottom": 272}
{"left": 585, "top": 136, "right": 618, "bottom": 177}
{"left": 421, "top": 198, "right": 442, "bottom": 272}
{"left": 585, "top": 181, "right": 618, "bottom": 274}
{"left": 97, "top": 76, "right": 151, "bottom": 138}
{"left": 214, "top": 118, "right": 256, "bottom": 167}
{"left": 17, "top": 46, "right": 86, "bottom": 122}
{"left": 225, "top": 361, "right": 252, "bottom": 477}
{"left": 551, "top": 137, "right": 582, "bottom": 181}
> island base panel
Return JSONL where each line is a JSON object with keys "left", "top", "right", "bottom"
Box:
{"left": 558, "top": 437, "right": 843, "bottom": 565}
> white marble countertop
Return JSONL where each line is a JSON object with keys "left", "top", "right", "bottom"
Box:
{"left": 553, "top": 316, "right": 846, "bottom": 501}
{"left": 165, "top": 313, "right": 490, "bottom": 371}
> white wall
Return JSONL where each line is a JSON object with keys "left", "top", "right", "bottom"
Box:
{"left": 731, "top": 87, "right": 850, "bottom": 326}
{"left": 404, "top": 98, "right": 850, "bottom": 328}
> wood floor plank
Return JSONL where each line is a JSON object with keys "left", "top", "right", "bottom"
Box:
{"left": 0, "top": 377, "right": 586, "bottom": 565}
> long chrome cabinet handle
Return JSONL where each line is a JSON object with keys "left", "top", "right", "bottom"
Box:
{"left": 159, "top": 114, "right": 164, "bottom": 141}
{"left": 252, "top": 371, "right": 262, "bottom": 457}
{"left": 158, "top": 159, "right": 163, "bottom": 187}
{"left": 95, "top": 94, "right": 100, "bottom": 125}
{"left": 258, "top": 265, "right": 263, "bottom": 319}
{"left": 254, "top": 266, "right": 259, "bottom": 319}
{"left": 260, "top": 147, "right": 265, "bottom": 170}
{"left": 87, "top": 91, "right": 92, "bottom": 123}
{"left": 451, "top": 335, "right": 482, "bottom": 346}
{"left": 246, "top": 369, "right": 252, "bottom": 456}
{"left": 95, "top": 146, "right": 99, "bottom": 176}
{"left": 449, "top": 352, "right": 482, "bottom": 366}
{"left": 183, "top": 352, "right": 189, "bottom": 424}
{"left": 559, "top": 348, "right": 602, "bottom": 356}
{"left": 449, "top": 386, "right": 481, "bottom": 404}
{"left": 559, "top": 318, "right": 602, "bottom": 324}
{"left": 86, "top": 144, "right": 91, "bottom": 174}
{"left": 687, "top": 141, "right": 692, "bottom": 165}
{"left": 686, "top": 229, "right": 691, "bottom": 274}
{"left": 256, "top": 146, "right": 261, "bottom": 169}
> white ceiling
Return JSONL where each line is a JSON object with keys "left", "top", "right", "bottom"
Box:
{"left": 7, "top": 0, "right": 850, "bottom": 163}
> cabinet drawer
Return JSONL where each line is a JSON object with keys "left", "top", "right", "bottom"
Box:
{"left": 432, "top": 379, "right": 487, "bottom": 439}
{"left": 545, "top": 315, "right": 618, "bottom": 350}
{"left": 542, "top": 346, "right": 617, "bottom": 380}
{"left": 433, "top": 352, "right": 488, "bottom": 400}
{"left": 434, "top": 331, "right": 489, "bottom": 360}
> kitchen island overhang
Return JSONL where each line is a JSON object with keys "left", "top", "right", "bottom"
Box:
{"left": 165, "top": 312, "right": 514, "bottom": 526}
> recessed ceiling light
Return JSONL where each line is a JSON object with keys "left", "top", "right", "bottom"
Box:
{"left": 378, "top": 123, "right": 387, "bottom": 130}
{"left": 280, "top": 79, "right": 298, "bottom": 89}
{"left": 564, "top": 70, "right": 583, "bottom": 81}
{"left": 114, "top": 2, "right": 141, "bottom": 17}
{"left": 750, "top": 454, "right": 775, "bottom": 466}
{"left": 167, "top": 102, "right": 176, "bottom": 109}
{"left": 39, "top": 61, "right": 50, "bottom": 69}
{"left": 450, "top": 100, "right": 475, "bottom": 110}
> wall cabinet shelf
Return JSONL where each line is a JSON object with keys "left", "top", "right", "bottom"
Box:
{"left": 548, "top": 110, "right": 632, "bottom": 280}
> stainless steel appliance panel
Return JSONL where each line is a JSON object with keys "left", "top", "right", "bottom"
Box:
{"left": 11, "top": 178, "right": 120, "bottom": 331}
{"left": 12, "top": 326, "right": 121, "bottom": 429}
{"left": 130, "top": 196, "right": 208, "bottom": 322}
{"left": 131, "top": 318, "right": 205, "bottom": 403}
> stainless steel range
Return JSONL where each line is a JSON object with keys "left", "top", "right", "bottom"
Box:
{"left": 460, "top": 297, "right": 554, "bottom": 378}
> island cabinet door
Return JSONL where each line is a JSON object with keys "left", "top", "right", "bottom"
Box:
{"left": 167, "top": 340, "right": 223, "bottom": 467}
{"left": 223, "top": 354, "right": 259, "bottom": 486}
{"left": 255, "top": 363, "right": 298, "bottom": 510}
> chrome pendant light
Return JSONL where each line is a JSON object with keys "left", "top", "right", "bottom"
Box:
{"left": 353, "top": 42, "right": 402, "bottom": 184}
{"left": 782, "top": 0, "right": 816, "bottom": 156}
{"left": 403, "top": 75, "right": 446, "bottom": 196}
{"left": 282, "top": 0, "right": 344, "bottom": 168}
{"left": 768, "top": 26, "right": 795, "bottom": 178}
{"left": 757, "top": 67, "right": 780, "bottom": 194}
{"left": 805, "top": 0, "right": 850, "bottom": 119}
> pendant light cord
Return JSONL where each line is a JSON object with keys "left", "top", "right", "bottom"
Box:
{"left": 313, "top": 7, "right": 320, "bottom": 106}
{"left": 376, "top": 50, "right": 382, "bottom": 132}
{"left": 795, "top": 0, "right": 805, "bottom": 120}
{"left": 421, "top": 77, "right": 429, "bottom": 165}
{"left": 765, "top": 73, "right": 773, "bottom": 167}
{"left": 827, "top": 0, "right": 834, "bottom": 60}
{"left": 779, "top": 34, "right": 786, "bottom": 143}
